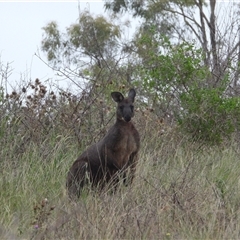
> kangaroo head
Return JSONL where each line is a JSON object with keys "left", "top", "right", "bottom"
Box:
{"left": 111, "top": 89, "right": 136, "bottom": 122}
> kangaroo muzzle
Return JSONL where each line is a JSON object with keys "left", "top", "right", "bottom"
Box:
{"left": 123, "top": 115, "right": 131, "bottom": 122}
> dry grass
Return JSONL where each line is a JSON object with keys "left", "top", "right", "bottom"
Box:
{"left": 1, "top": 81, "right": 240, "bottom": 239}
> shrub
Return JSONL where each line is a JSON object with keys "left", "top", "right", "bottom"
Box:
{"left": 179, "top": 87, "right": 240, "bottom": 144}
{"left": 138, "top": 33, "right": 240, "bottom": 145}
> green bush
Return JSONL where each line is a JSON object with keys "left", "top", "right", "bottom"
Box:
{"left": 137, "top": 32, "right": 240, "bottom": 145}
{"left": 179, "top": 87, "right": 240, "bottom": 144}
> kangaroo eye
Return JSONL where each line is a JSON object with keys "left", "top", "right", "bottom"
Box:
{"left": 130, "top": 105, "right": 134, "bottom": 111}
{"left": 119, "top": 106, "right": 124, "bottom": 110}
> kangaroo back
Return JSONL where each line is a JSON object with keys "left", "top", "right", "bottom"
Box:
{"left": 66, "top": 89, "right": 140, "bottom": 198}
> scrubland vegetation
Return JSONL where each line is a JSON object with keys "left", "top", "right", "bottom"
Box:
{"left": 2, "top": 0, "right": 240, "bottom": 239}
{"left": 0, "top": 79, "right": 240, "bottom": 240}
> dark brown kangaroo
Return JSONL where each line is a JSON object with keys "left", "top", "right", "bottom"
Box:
{"left": 66, "top": 89, "right": 140, "bottom": 198}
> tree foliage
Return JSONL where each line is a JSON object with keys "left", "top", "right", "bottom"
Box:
{"left": 41, "top": 10, "right": 131, "bottom": 99}
{"left": 105, "top": 0, "right": 240, "bottom": 93}
{"left": 41, "top": 11, "right": 121, "bottom": 69}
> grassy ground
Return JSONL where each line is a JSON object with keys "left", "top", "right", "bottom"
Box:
{"left": 1, "top": 118, "right": 240, "bottom": 240}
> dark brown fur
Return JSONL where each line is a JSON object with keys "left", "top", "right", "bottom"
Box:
{"left": 66, "top": 89, "right": 140, "bottom": 198}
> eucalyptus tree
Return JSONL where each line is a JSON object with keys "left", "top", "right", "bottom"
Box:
{"left": 105, "top": 0, "right": 240, "bottom": 93}
{"left": 41, "top": 10, "right": 124, "bottom": 90}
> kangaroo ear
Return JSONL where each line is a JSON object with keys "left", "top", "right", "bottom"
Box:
{"left": 111, "top": 92, "right": 124, "bottom": 103}
{"left": 128, "top": 89, "right": 136, "bottom": 102}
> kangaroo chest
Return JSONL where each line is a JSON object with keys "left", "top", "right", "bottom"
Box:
{"left": 100, "top": 121, "right": 139, "bottom": 169}
{"left": 110, "top": 127, "right": 139, "bottom": 168}
{"left": 120, "top": 132, "right": 138, "bottom": 152}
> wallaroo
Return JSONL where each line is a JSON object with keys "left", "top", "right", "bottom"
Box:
{"left": 66, "top": 89, "right": 140, "bottom": 198}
